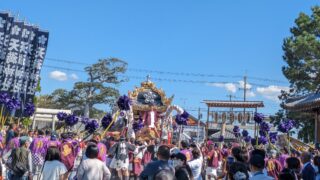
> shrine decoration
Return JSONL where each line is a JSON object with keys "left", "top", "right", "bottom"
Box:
{"left": 0, "top": 92, "right": 35, "bottom": 129}
{"left": 128, "top": 78, "right": 174, "bottom": 140}
{"left": 0, "top": 93, "right": 20, "bottom": 127}
{"left": 278, "top": 119, "right": 294, "bottom": 154}
{"left": 253, "top": 112, "right": 265, "bottom": 139}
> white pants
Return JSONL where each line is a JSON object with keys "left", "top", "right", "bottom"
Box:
{"left": 206, "top": 167, "right": 217, "bottom": 176}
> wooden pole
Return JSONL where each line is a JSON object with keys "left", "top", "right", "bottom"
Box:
{"left": 197, "top": 107, "right": 201, "bottom": 144}
{"left": 206, "top": 106, "right": 210, "bottom": 140}
{"left": 254, "top": 108, "right": 257, "bottom": 138}
{"left": 315, "top": 110, "right": 320, "bottom": 144}
{"left": 52, "top": 114, "right": 55, "bottom": 131}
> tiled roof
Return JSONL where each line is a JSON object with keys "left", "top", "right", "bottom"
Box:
{"left": 283, "top": 93, "right": 320, "bottom": 111}
{"left": 203, "top": 100, "right": 264, "bottom": 108}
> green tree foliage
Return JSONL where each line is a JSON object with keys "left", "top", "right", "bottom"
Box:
{"left": 37, "top": 58, "right": 127, "bottom": 118}
{"left": 37, "top": 95, "right": 57, "bottom": 109}
{"left": 21, "top": 118, "right": 32, "bottom": 128}
{"left": 274, "top": 7, "right": 320, "bottom": 143}
{"left": 282, "top": 6, "right": 320, "bottom": 93}
{"left": 72, "top": 58, "right": 127, "bottom": 117}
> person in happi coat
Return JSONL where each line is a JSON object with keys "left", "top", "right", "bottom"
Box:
{"left": 92, "top": 133, "right": 107, "bottom": 163}
{"left": 180, "top": 140, "right": 193, "bottom": 162}
{"left": 4, "top": 131, "right": 20, "bottom": 154}
{"left": 132, "top": 140, "right": 146, "bottom": 179}
{"left": 46, "top": 134, "right": 61, "bottom": 148}
{"left": 266, "top": 149, "right": 282, "bottom": 180}
{"left": 5, "top": 124, "right": 16, "bottom": 147}
{"left": 59, "top": 133, "right": 79, "bottom": 172}
{"left": 29, "top": 129, "right": 48, "bottom": 176}
{"left": 71, "top": 138, "right": 81, "bottom": 157}
{"left": 109, "top": 136, "right": 136, "bottom": 180}
{"left": 142, "top": 140, "right": 157, "bottom": 167}
{"left": 278, "top": 147, "right": 289, "bottom": 168}
{"left": 206, "top": 143, "right": 221, "bottom": 179}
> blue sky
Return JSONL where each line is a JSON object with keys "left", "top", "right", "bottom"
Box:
{"left": 1, "top": 1, "right": 319, "bottom": 118}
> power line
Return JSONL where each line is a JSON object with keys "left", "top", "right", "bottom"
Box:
{"left": 44, "top": 57, "right": 288, "bottom": 84}
{"left": 43, "top": 64, "right": 277, "bottom": 87}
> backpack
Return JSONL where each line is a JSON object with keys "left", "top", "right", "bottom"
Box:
{"left": 154, "top": 167, "right": 175, "bottom": 180}
{"left": 10, "top": 148, "right": 29, "bottom": 177}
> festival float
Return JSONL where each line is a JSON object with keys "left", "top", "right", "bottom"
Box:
{"left": 102, "top": 77, "right": 191, "bottom": 143}
{"left": 54, "top": 77, "right": 192, "bottom": 143}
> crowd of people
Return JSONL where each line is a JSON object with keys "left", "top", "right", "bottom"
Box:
{"left": 0, "top": 123, "right": 320, "bottom": 180}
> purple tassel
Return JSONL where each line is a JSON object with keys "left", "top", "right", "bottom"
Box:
{"left": 278, "top": 119, "right": 294, "bottom": 133}
{"left": 254, "top": 113, "right": 264, "bottom": 124}
{"left": 101, "top": 113, "right": 113, "bottom": 129}
{"left": 258, "top": 136, "right": 268, "bottom": 145}
{"left": 175, "top": 111, "right": 189, "bottom": 125}
{"left": 0, "top": 92, "right": 10, "bottom": 105}
{"left": 242, "top": 130, "right": 249, "bottom": 137}
{"left": 117, "top": 95, "right": 131, "bottom": 111}
{"left": 57, "top": 112, "right": 68, "bottom": 121}
{"left": 244, "top": 136, "right": 251, "bottom": 143}
{"left": 24, "top": 103, "right": 35, "bottom": 117}
{"left": 85, "top": 119, "right": 99, "bottom": 133}
{"left": 6, "top": 97, "right": 21, "bottom": 111}
{"left": 218, "top": 135, "right": 224, "bottom": 142}
{"left": 260, "top": 121, "right": 270, "bottom": 133}
{"left": 65, "top": 114, "right": 79, "bottom": 127}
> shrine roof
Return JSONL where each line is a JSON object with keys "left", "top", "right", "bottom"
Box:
{"left": 203, "top": 100, "right": 264, "bottom": 108}
{"left": 173, "top": 114, "right": 206, "bottom": 126}
{"left": 209, "top": 129, "right": 236, "bottom": 141}
{"left": 283, "top": 92, "right": 320, "bottom": 111}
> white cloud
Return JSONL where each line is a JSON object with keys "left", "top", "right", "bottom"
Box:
{"left": 49, "top": 71, "right": 68, "bottom": 81}
{"left": 247, "top": 91, "right": 256, "bottom": 98}
{"left": 209, "top": 83, "right": 237, "bottom": 93}
{"left": 256, "top": 85, "right": 289, "bottom": 101}
{"left": 238, "top": 80, "right": 252, "bottom": 89}
{"left": 70, "top": 73, "right": 79, "bottom": 80}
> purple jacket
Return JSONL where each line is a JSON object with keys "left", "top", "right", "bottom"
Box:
{"left": 30, "top": 136, "right": 48, "bottom": 154}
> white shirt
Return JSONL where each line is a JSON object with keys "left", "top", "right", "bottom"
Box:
{"left": 134, "top": 146, "right": 145, "bottom": 159}
{"left": 77, "top": 158, "right": 111, "bottom": 180}
{"left": 41, "top": 160, "right": 67, "bottom": 180}
{"left": 188, "top": 158, "right": 203, "bottom": 180}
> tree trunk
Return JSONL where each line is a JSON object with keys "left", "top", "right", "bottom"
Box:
{"left": 84, "top": 103, "right": 90, "bottom": 118}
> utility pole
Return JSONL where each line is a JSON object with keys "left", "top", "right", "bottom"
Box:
{"left": 239, "top": 75, "right": 250, "bottom": 125}
{"left": 197, "top": 107, "right": 202, "bottom": 143}
{"left": 243, "top": 76, "right": 247, "bottom": 124}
